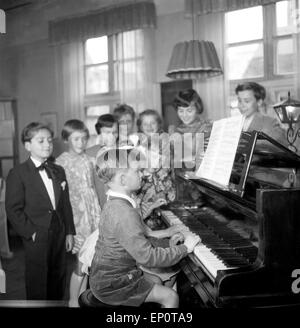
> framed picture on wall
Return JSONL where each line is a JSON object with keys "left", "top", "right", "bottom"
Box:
{"left": 41, "top": 112, "right": 58, "bottom": 138}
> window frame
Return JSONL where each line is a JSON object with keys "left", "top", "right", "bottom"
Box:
{"left": 84, "top": 35, "right": 121, "bottom": 104}
{"left": 83, "top": 30, "right": 146, "bottom": 136}
{"left": 226, "top": 2, "right": 295, "bottom": 85}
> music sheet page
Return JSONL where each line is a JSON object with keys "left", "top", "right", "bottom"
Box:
{"left": 195, "top": 115, "right": 244, "bottom": 186}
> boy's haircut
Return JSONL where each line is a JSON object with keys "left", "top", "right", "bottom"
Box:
{"left": 113, "top": 104, "right": 135, "bottom": 122}
{"left": 21, "top": 122, "right": 54, "bottom": 144}
{"left": 95, "top": 148, "right": 144, "bottom": 183}
{"left": 235, "top": 82, "right": 266, "bottom": 101}
{"left": 95, "top": 114, "right": 116, "bottom": 135}
{"left": 173, "top": 89, "right": 203, "bottom": 114}
{"left": 61, "top": 119, "right": 89, "bottom": 141}
{"left": 137, "top": 109, "right": 163, "bottom": 133}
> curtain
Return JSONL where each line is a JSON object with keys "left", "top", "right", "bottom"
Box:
{"left": 193, "top": 12, "right": 227, "bottom": 121}
{"left": 117, "top": 28, "right": 156, "bottom": 113}
{"left": 49, "top": 1, "right": 156, "bottom": 45}
{"left": 292, "top": 0, "right": 300, "bottom": 151}
{"left": 50, "top": 2, "right": 157, "bottom": 149}
{"left": 54, "top": 41, "right": 84, "bottom": 138}
{"left": 292, "top": 0, "right": 300, "bottom": 98}
{"left": 50, "top": 1, "right": 157, "bottom": 130}
{"left": 185, "top": 0, "right": 285, "bottom": 16}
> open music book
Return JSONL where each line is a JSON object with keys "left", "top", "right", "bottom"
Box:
{"left": 195, "top": 115, "right": 245, "bottom": 187}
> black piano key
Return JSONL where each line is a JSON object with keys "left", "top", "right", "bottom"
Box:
{"left": 165, "top": 208, "right": 258, "bottom": 268}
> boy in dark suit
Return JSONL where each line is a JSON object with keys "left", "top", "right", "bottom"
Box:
{"left": 5, "top": 122, "right": 75, "bottom": 300}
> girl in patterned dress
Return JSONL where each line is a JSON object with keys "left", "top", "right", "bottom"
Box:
{"left": 136, "top": 109, "right": 176, "bottom": 210}
{"left": 56, "top": 119, "right": 101, "bottom": 307}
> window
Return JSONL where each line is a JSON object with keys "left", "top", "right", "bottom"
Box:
{"left": 84, "top": 30, "right": 145, "bottom": 136}
{"left": 226, "top": 1, "right": 295, "bottom": 81}
{"left": 226, "top": 6, "right": 264, "bottom": 80}
{"left": 85, "top": 36, "right": 109, "bottom": 94}
{"left": 226, "top": 1, "right": 297, "bottom": 116}
{"left": 274, "top": 1, "right": 295, "bottom": 75}
{"left": 85, "top": 105, "right": 110, "bottom": 138}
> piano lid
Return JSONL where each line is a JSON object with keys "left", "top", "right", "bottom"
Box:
{"left": 186, "top": 131, "right": 300, "bottom": 198}
{"left": 239, "top": 131, "right": 300, "bottom": 167}
{"left": 230, "top": 131, "right": 300, "bottom": 197}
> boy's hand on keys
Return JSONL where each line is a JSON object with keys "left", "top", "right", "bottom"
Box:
{"left": 169, "top": 232, "right": 184, "bottom": 247}
{"left": 152, "top": 198, "right": 167, "bottom": 209}
{"left": 166, "top": 224, "right": 189, "bottom": 237}
{"left": 184, "top": 234, "right": 201, "bottom": 253}
{"left": 141, "top": 198, "right": 167, "bottom": 219}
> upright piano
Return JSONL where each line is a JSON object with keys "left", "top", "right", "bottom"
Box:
{"left": 160, "top": 131, "right": 300, "bottom": 308}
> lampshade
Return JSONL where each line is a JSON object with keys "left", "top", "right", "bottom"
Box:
{"left": 166, "top": 40, "right": 223, "bottom": 80}
{"left": 273, "top": 93, "right": 300, "bottom": 125}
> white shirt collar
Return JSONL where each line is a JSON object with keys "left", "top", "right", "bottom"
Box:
{"left": 243, "top": 114, "right": 255, "bottom": 132}
{"left": 106, "top": 189, "right": 137, "bottom": 208}
{"left": 30, "top": 156, "right": 44, "bottom": 167}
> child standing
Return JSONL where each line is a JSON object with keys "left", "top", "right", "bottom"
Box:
{"left": 56, "top": 119, "right": 101, "bottom": 307}
{"left": 171, "top": 89, "right": 212, "bottom": 202}
{"left": 113, "top": 103, "right": 139, "bottom": 147}
{"left": 136, "top": 109, "right": 176, "bottom": 218}
{"left": 235, "top": 82, "right": 287, "bottom": 146}
{"left": 172, "top": 88, "right": 212, "bottom": 167}
{"left": 86, "top": 114, "right": 118, "bottom": 208}
{"left": 5, "top": 122, "right": 75, "bottom": 300}
{"left": 89, "top": 148, "right": 200, "bottom": 308}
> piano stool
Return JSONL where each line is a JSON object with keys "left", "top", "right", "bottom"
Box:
{"left": 78, "top": 289, "right": 160, "bottom": 309}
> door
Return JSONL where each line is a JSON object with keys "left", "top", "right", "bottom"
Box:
{"left": 160, "top": 80, "right": 193, "bottom": 132}
{"left": 0, "top": 99, "right": 18, "bottom": 178}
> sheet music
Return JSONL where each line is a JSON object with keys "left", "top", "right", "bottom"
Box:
{"left": 195, "top": 115, "right": 244, "bottom": 186}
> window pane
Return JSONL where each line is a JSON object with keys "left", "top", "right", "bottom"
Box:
{"left": 135, "top": 30, "right": 144, "bottom": 57}
{"left": 121, "top": 60, "right": 144, "bottom": 91}
{"left": 114, "top": 30, "right": 144, "bottom": 60}
{"left": 123, "top": 31, "right": 136, "bottom": 59}
{"left": 124, "top": 61, "right": 137, "bottom": 90}
{"left": 85, "top": 65, "right": 109, "bottom": 94}
{"left": 228, "top": 43, "right": 264, "bottom": 80}
{"left": 276, "top": 1, "right": 294, "bottom": 35}
{"left": 86, "top": 105, "right": 110, "bottom": 117}
{"left": 85, "top": 117, "right": 98, "bottom": 136}
{"left": 275, "top": 38, "right": 294, "bottom": 74}
{"left": 85, "top": 105, "right": 110, "bottom": 135}
{"left": 114, "top": 62, "right": 119, "bottom": 91}
{"left": 226, "top": 6, "right": 263, "bottom": 43}
{"left": 85, "top": 36, "right": 108, "bottom": 64}
{"left": 123, "top": 30, "right": 143, "bottom": 58}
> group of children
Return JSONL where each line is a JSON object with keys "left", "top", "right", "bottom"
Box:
{"left": 4, "top": 83, "right": 288, "bottom": 307}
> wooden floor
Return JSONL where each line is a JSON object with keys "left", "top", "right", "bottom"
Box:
{"left": 0, "top": 235, "right": 74, "bottom": 307}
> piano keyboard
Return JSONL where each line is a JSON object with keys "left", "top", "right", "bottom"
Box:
{"left": 161, "top": 209, "right": 256, "bottom": 280}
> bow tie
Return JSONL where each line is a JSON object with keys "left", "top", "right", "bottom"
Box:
{"left": 37, "top": 161, "right": 55, "bottom": 180}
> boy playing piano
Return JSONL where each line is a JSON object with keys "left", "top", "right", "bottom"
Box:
{"left": 89, "top": 148, "right": 200, "bottom": 307}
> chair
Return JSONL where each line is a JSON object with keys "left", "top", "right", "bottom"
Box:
{"left": 78, "top": 289, "right": 160, "bottom": 309}
{"left": 78, "top": 289, "right": 121, "bottom": 308}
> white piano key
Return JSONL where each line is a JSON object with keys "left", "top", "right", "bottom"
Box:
{"left": 161, "top": 210, "right": 235, "bottom": 279}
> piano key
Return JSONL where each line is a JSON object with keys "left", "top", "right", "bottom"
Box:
{"left": 160, "top": 209, "right": 258, "bottom": 278}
